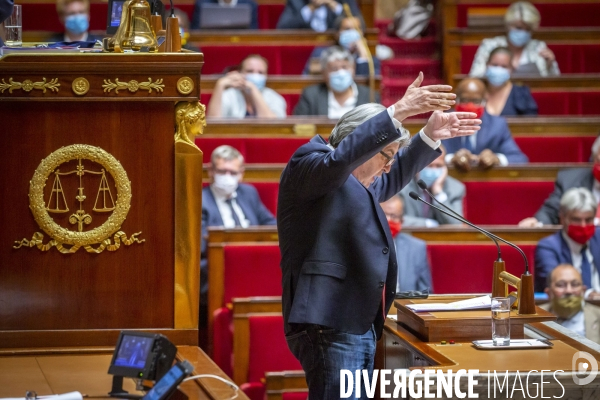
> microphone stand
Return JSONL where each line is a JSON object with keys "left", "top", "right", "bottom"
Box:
{"left": 342, "top": 4, "right": 375, "bottom": 103}
{"left": 409, "top": 190, "right": 536, "bottom": 314}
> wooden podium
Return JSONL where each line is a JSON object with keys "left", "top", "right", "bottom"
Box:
{"left": 0, "top": 52, "right": 204, "bottom": 348}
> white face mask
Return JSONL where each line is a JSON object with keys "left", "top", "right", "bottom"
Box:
{"left": 212, "top": 173, "right": 239, "bottom": 197}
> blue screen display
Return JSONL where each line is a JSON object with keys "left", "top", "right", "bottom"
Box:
{"left": 110, "top": 1, "right": 125, "bottom": 27}
{"left": 143, "top": 365, "right": 185, "bottom": 400}
{"left": 113, "top": 334, "right": 153, "bottom": 369}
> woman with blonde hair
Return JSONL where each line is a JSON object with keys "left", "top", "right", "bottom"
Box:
{"left": 469, "top": 1, "right": 560, "bottom": 77}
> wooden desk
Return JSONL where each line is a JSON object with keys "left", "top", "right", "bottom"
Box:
{"left": 455, "top": 73, "right": 600, "bottom": 89}
{"left": 200, "top": 75, "right": 381, "bottom": 93}
{"left": 0, "top": 346, "right": 248, "bottom": 400}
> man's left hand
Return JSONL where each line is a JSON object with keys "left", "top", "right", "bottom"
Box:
{"left": 423, "top": 111, "right": 481, "bottom": 141}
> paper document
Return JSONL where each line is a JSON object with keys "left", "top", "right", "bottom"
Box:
{"left": 2, "top": 392, "right": 83, "bottom": 400}
{"left": 405, "top": 295, "right": 491, "bottom": 312}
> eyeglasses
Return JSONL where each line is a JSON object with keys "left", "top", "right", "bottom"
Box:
{"left": 379, "top": 151, "right": 396, "bottom": 167}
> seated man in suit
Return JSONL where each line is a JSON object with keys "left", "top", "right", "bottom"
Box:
{"left": 276, "top": 0, "right": 361, "bottom": 31}
{"left": 520, "top": 136, "right": 600, "bottom": 227}
{"left": 535, "top": 187, "right": 600, "bottom": 298}
{"left": 207, "top": 54, "right": 287, "bottom": 119}
{"left": 200, "top": 145, "right": 276, "bottom": 334}
{"left": 293, "top": 46, "right": 379, "bottom": 118}
{"left": 399, "top": 145, "right": 465, "bottom": 227}
{"left": 191, "top": 0, "right": 258, "bottom": 30}
{"left": 542, "top": 264, "right": 600, "bottom": 344}
{"left": 51, "top": 0, "right": 101, "bottom": 43}
{"left": 302, "top": 15, "right": 381, "bottom": 77}
{"left": 380, "top": 195, "right": 433, "bottom": 292}
{"left": 443, "top": 78, "right": 528, "bottom": 171}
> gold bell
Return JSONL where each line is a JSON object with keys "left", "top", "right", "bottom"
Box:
{"left": 107, "top": 0, "right": 158, "bottom": 52}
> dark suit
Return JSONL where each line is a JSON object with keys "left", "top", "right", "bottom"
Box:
{"left": 47, "top": 32, "right": 103, "bottom": 43}
{"left": 292, "top": 82, "right": 379, "bottom": 116}
{"left": 276, "top": 0, "right": 360, "bottom": 30}
{"left": 191, "top": 0, "right": 259, "bottom": 29}
{"left": 501, "top": 84, "right": 538, "bottom": 117}
{"left": 399, "top": 177, "right": 465, "bottom": 226}
{"left": 443, "top": 111, "right": 528, "bottom": 164}
{"left": 534, "top": 229, "right": 600, "bottom": 292}
{"left": 394, "top": 233, "right": 433, "bottom": 292}
{"left": 201, "top": 184, "right": 276, "bottom": 302}
{"left": 0, "top": 0, "right": 14, "bottom": 46}
{"left": 534, "top": 168, "right": 594, "bottom": 225}
{"left": 278, "top": 110, "right": 439, "bottom": 339}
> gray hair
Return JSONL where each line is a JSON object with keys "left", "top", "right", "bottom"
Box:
{"left": 328, "top": 103, "right": 409, "bottom": 149}
{"left": 320, "top": 46, "right": 354, "bottom": 72}
{"left": 559, "top": 187, "right": 597, "bottom": 215}
{"left": 505, "top": 1, "right": 541, "bottom": 31}
{"left": 592, "top": 136, "right": 600, "bottom": 158}
{"left": 211, "top": 145, "right": 244, "bottom": 165}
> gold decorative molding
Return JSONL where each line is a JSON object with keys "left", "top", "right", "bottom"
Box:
{"left": 102, "top": 77, "right": 165, "bottom": 94}
{"left": 72, "top": 77, "right": 90, "bottom": 96}
{"left": 0, "top": 77, "right": 60, "bottom": 94}
{"left": 177, "top": 77, "right": 194, "bottom": 95}
{"left": 174, "top": 101, "right": 205, "bottom": 150}
{"left": 14, "top": 144, "right": 144, "bottom": 254}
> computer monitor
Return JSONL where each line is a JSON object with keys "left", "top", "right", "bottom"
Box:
{"left": 199, "top": 4, "right": 252, "bottom": 29}
{"left": 106, "top": 0, "right": 126, "bottom": 35}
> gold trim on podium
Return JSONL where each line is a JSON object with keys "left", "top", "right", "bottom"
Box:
{"left": 174, "top": 101, "right": 205, "bottom": 329}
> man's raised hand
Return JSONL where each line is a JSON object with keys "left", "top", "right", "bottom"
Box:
{"left": 423, "top": 111, "right": 482, "bottom": 142}
{"left": 393, "top": 72, "right": 456, "bottom": 121}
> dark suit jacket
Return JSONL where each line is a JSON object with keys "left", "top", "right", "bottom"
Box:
{"left": 292, "top": 82, "right": 379, "bottom": 116}
{"left": 191, "top": 0, "right": 258, "bottom": 29}
{"left": 200, "top": 184, "right": 276, "bottom": 300}
{"left": 534, "top": 229, "right": 600, "bottom": 292}
{"left": 277, "top": 0, "right": 360, "bottom": 30}
{"left": 534, "top": 168, "right": 594, "bottom": 225}
{"left": 395, "top": 233, "right": 433, "bottom": 292}
{"left": 0, "top": 0, "right": 14, "bottom": 46}
{"left": 47, "top": 32, "right": 103, "bottom": 43}
{"left": 500, "top": 84, "right": 538, "bottom": 117}
{"left": 278, "top": 110, "right": 440, "bottom": 339}
{"left": 443, "top": 111, "right": 528, "bottom": 164}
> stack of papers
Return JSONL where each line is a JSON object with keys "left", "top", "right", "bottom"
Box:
{"left": 405, "top": 295, "right": 491, "bottom": 312}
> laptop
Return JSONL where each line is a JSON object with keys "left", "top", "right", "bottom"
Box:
{"left": 199, "top": 4, "right": 252, "bottom": 29}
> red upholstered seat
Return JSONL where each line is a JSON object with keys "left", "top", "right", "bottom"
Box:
{"left": 428, "top": 243, "right": 536, "bottom": 294}
{"left": 463, "top": 181, "right": 554, "bottom": 225}
{"left": 241, "top": 314, "right": 302, "bottom": 400}
{"left": 282, "top": 393, "right": 308, "bottom": 400}
{"left": 22, "top": 3, "right": 107, "bottom": 31}
{"left": 195, "top": 137, "right": 308, "bottom": 164}
{"left": 381, "top": 59, "right": 441, "bottom": 80}
{"left": 258, "top": 4, "right": 285, "bottom": 29}
{"left": 456, "top": 3, "right": 600, "bottom": 28}
{"left": 213, "top": 307, "right": 234, "bottom": 377}
{"left": 515, "top": 136, "right": 595, "bottom": 163}
{"left": 251, "top": 182, "right": 280, "bottom": 216}
{"left": 200, "top": 45, "right": 315, "bottom": 75}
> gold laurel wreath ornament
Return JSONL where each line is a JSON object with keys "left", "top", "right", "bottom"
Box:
{"left": 14, "top": 144, "right": 144, "bottom": 254}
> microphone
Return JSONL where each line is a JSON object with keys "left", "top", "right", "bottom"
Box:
{"left": 408, "top": 190, "right": 502, "bottom": 261}
{"left": 408, "top": 190, "right": 530, "bottom": 275}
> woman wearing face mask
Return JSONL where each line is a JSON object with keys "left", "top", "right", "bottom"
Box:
{"left": 294, "top": 46, "right": 379, "bottom": 118}
{"left": 50, "top": 0, "right": 100, "bottom": 43}
{"left": 207, "top": 54, "right": 287, "bottom": 119}
{"left": 484, "top": 47, "right": 538, "bottom": 117}
{"left": 302, "top": 15, "right": 381, "bottom": 76}
{"left": 469, "top": 1, "right": 560, "bottom": 78}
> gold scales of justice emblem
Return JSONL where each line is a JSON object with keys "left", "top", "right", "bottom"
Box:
{"left": 14, "top": 144, "right": 144, "bottom": 254}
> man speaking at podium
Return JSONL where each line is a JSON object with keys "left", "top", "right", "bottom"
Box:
{"left": 277, "top": 73, "right": 482, "bottom": 399}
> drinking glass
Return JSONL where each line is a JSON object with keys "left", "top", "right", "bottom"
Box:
{"left": 492, "top": 297, "right": 510, "bottom": 346}
{"left": 4, "top": 5, "right": 22, "bottom": 47}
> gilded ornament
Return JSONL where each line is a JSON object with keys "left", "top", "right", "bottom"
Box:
{"left": 72, "top": 77, "right": 90, "bottom": 95}
{"left": 174, "top": 101, "right": 205, "bottom": 149}
{"left": 102, "top": 78, "right": 165, "bottom": 94}
{"left": 14, "top": 144, "right": 144, "bottom": 254}
{"left": 0, "top": 77, "right": 60, "bottom": 94}
{"left": 176, "top": 77, "right": 194, "bottom": 95}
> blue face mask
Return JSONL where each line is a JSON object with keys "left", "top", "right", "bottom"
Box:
{"left": 508, "top": 28, "right": 531, "bottom": 47}
{"left": 339, "top": 29, "right": 361, "bottom": 50}
{"left": 65, "top": 14, "right": 89, "bottom": 35}
{"left": 419, "top": 167, "right": 443, "bottom": 188}
{"left": 485, "top": 65, "right": 511, "bottom": 86}
{"left": 329, "top": 69, "right": 353, "bottom": 93}
{"left": 245, "top": 73, "right": 267, "bottom": 90}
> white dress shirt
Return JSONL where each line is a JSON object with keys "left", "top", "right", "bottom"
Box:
{"left": 561, "top": 230, "right": 600, "bottom": 297}
{"left": 328, "top": 83, "right": 358, "bottom": 119}
{"left": 558, "top": 309, "right": 586, "bottom": 338}
{"left": 210, "top": 187, "right": 250, "bottom": 228}
{"left": 300, "top": 3, "right": 343, "bottom": 32}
